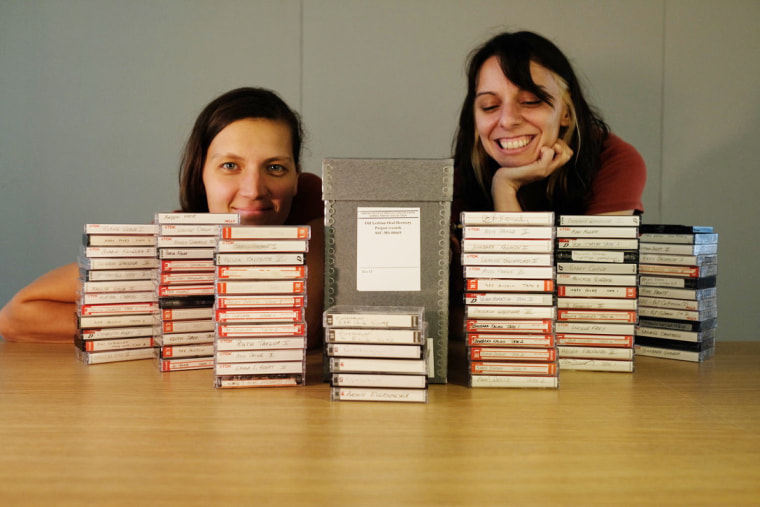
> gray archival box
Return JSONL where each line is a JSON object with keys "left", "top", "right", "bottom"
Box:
{"left": 322, "top": 158, "right": 454, "bottom": 383}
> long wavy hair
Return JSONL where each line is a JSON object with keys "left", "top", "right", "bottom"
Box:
{"left": 178, "top": 87, "right": 304, "bottom": 212}
{"left": 453, "top": 31, "right": 609, "bottom": 214}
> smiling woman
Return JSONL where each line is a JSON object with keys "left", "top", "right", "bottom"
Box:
{"left": 474, "top": 58, "right": 572, "bottom": 171}
{"left": 0, "top": 87, "right": 324, "bottom": 348}
{"left": 448, "top": 31, "right": 647, "bottom": 339}
{"left": 452, "top": 30, "right": 646, "bottom": 217}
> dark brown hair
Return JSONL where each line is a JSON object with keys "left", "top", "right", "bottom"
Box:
{"left": 453, "top": 31, "right": 609, "bottom": 214}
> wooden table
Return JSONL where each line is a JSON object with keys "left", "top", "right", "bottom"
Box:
{"left": 1, "top": 340, "right": 758, "bottom": 506}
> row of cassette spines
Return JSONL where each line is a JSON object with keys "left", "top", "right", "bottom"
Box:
{"left": 461, "top": 212, "right": 559, "bottom": 388}
{"left": 77, "top": 223, "right": 161, "bottom": 364}
{"left": 211, "top": 223, "right": 311, "bottom": 388}
{"left": 460, "top": 212, "right": 646, "bottom": 379}
{"left": 153, "top": 215, "right": 311, "bottom": 375}
{"left": 76, "top": 215, "right": 311, "bottom": 372}
{"left": 634, "top": 226, "right": 718, "bottom": 361}
{"left": 156, "top": 217, "right": 236, "bottom": 372}
{"left": 553, "top": 217, "right": 639, "bottom": 373}
{"left": 323, "top": 306, "right": 429, "bottom": 403}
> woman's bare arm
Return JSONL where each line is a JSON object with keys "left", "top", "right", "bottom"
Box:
{"left": 0, "top": 263, "right": 79, "bottom": 343}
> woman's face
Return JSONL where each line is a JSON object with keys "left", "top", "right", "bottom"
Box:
{"left": 474, "top": 56, "right": 570, "bottom": 168}
{"left": 202, "top": 118, "right": 298, "bottom": 226}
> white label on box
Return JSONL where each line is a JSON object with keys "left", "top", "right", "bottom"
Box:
{"left": 356, "top": 207, "right": 420, "bottom": 291}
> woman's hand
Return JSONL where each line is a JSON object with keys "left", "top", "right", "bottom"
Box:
{"left": 491, "top": 140, "right": 573, "bottom": 211}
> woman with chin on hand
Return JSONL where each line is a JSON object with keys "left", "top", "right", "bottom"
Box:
{"left": 449, "top": 30, "right": 646, "bottom": 336}
{"left": 452, "top": 30, "right": 645, "bottom": 218}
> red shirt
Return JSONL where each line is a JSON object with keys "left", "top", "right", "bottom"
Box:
{"left": 285, "top": 172, "right": 324, "bottom": 225}
{"left": 585, "top": 133, "right": 646, "bottom": 215}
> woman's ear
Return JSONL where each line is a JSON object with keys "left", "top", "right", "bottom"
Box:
{"left": 560, "top": 103, "right": 571, "bottom": 127}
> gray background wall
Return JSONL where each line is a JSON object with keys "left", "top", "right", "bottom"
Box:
{"left": 1, "top": 0, "right": 757, "bottom": 341}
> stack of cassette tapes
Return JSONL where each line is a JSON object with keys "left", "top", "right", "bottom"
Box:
{"left": 155, "top": 213, "right": 240, "bottom": 372}
{"left": 460, "top": 211, "right": 559, "bottom": 389}
{"left": 554, "top": 215, "right": 640, "bottom": 372}
{"left": 213, "top": 225, "right": 310, "bottom": 388}
{"left": 325, "top": 306, "right": 429, "bottom": 402}
{"left": 76, "top": 223, "right": 160, "bottom": 364}
{"left": 635, "top": 224, "right": 718, "bottom": 362}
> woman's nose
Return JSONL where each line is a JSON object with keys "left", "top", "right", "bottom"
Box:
{"left": 238, "top": 168, "right": 266, "bottom": 197}
{"left": 499, "top": 101, "right": 523, "bottom": 128}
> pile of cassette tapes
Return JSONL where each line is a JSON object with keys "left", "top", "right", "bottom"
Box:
{"left": 76, "top": 223, "right": 160, "bottom": 364}
{"left": 155, "top": 213, "right": 239, "bottom": 372}
{"left": 325, "top": 306, "right": 429, "bottom": 402}
{"left": 554, "top": 215, "right": 639, "bottom": 372}
{"left": 213, "top": 225, "right": 310, "bottom": 388}
{"left": 635, "top": 224, "right": 718, "bottom": 362}
{"left": 460, "top": 211, "right": 559, "bottom": 389}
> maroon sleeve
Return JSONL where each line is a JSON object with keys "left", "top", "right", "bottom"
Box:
{"left": 285, "top": 172, "right": 324, "bottom": 225}
{"left": 585, "top": 133, "right": 647, "bottom": 215}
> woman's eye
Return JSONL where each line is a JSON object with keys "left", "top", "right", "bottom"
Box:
{"left": 267, "top": 164, "right": 288, "bottom": 175}
{"left": 221, "top": 162, "right": 238, "bottom": 171}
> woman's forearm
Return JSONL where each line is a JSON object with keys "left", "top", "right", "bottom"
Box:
{"left": 0, "top": 263, "right": 79, "bottom": 343}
